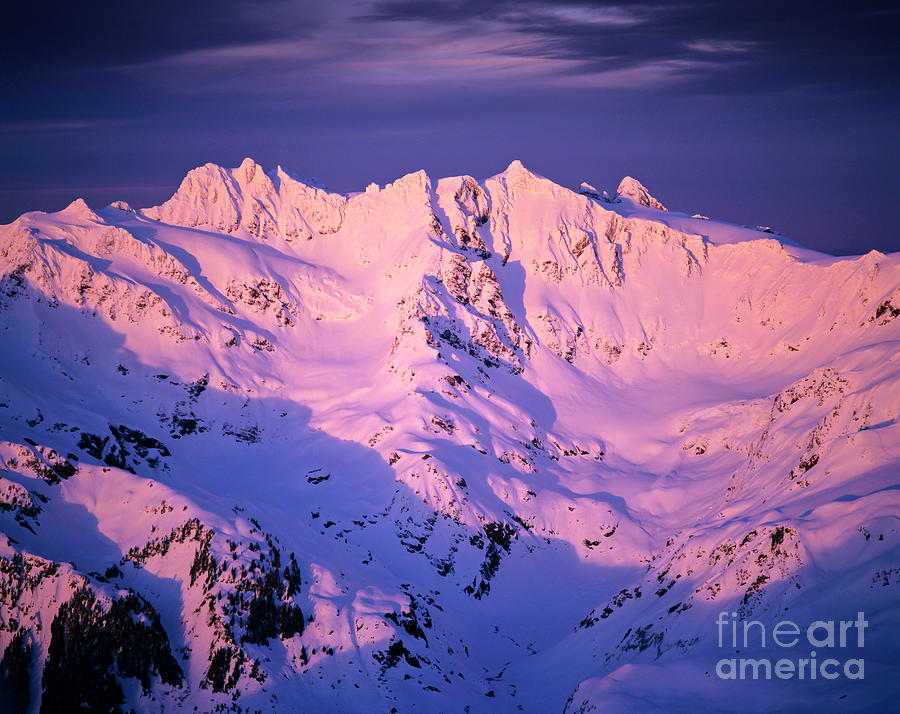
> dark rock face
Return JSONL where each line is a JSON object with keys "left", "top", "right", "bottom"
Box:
{"left": 77, "top": 424, "right": 171, "bottom": 473}
{"left": 41, "top": 587, "right": 182, "bottom": 714}
{"left": 0, "top": 629, "right": 32, "bottom": 713}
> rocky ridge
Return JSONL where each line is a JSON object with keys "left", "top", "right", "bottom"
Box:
{"left": 0, "top": 159, "right": 898, "bottom": 712}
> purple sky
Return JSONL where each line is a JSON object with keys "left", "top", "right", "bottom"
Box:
{"left": 2, "top": 1, "right": 898, "bottom": 254}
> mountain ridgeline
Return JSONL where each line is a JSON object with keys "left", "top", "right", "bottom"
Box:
{"left": 0, "top": 159, "right": 898, "bottom": 712}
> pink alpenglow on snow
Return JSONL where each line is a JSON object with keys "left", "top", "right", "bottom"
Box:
{"left": 0, "top": 159, "right": 898, "bottom": 712}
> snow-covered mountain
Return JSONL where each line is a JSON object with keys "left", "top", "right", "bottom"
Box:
{"left": 0, "top": 158, "right": 898, "bottom": 713}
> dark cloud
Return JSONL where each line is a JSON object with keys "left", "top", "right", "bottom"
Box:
{"left": 361, "top": 0, "right": 900, "bottom": 93}
{"left": 1, "top": 1, "right": 299, "bottom": 72}
{"left": 5, "top": 1, "right": 897, "bottom": 97}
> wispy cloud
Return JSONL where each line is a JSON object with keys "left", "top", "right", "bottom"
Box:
{"left": 687, "top": 39, "right": 755, "bottom": 54}
{"left": 114, "top": 4, "right": 709, "bottom": 94}
{"left": 0, "top": 120, "right": 108, "bottom": 133}
{"left": 10, "top": 0, "right": 899, "bottom": 100}
{"left": 500, "top": 5, "right": 643, "bottom": 28}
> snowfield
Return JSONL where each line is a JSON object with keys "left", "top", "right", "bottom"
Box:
{"left": 0, "top": 158, "right": 898, "bottom": 712}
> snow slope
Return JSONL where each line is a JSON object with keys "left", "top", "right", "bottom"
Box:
{"left": 0, "top": 159, "right": 898, "bottom": 713}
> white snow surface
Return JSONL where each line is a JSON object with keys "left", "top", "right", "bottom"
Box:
{"left": 0, "top": 158, "right": 898, "bottom": 712}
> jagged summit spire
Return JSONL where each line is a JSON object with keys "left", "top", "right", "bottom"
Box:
{"left": 143, "top": 157, "right": 347, "bottom": 239}
{"left": 616, "top": 176, "right": 667, "bottom": 211}
{"left": 237, "top": 157, "right": 263, "bottom": 184}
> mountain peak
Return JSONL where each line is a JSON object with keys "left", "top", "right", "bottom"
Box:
{"left": 238, "top": 157, "right": 264, "bottom": 185}
{"left": 59, "top": 197, "right": 100, "bottom": 221}
{"left": 616, "top": 175, "right": 667, "bottom": 211}
{"left": 489, "top": 159, "right": 560, "bottom": 198}
{"left": 106, "top": 200, "right": 134, "bottom": 213}
{"left": 143, "top": 158, "right": 348, "bottom": 240}
{"left": 499, "top": 159, "right": 542, "bottom": 181}
{"left": 388, "top": 168, "right": 431, "bottom": 192}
